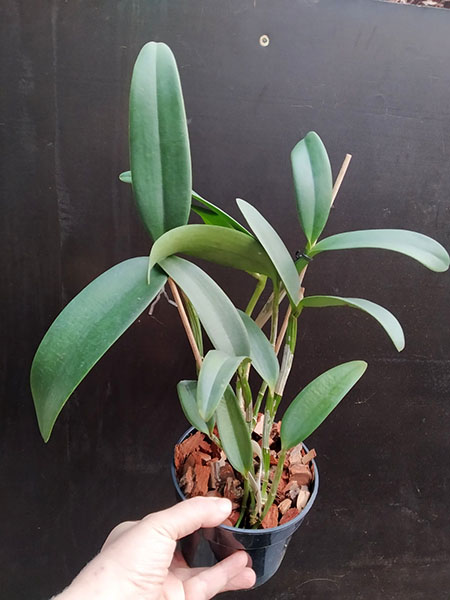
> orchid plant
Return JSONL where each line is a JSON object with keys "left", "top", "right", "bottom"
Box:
{"left": 31, "top": 42, "right": 449, "bottom": 528}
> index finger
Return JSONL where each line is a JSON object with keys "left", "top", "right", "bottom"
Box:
{"left": 143, "top": 496, "right": 232, "bottom": 541}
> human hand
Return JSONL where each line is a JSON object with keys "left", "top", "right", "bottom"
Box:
{"left": 56, "top": 497, "right": 256, "bottom": 600}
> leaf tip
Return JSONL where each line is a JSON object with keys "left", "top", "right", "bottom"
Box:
{"left": 355, "top": 360, "right": 368, "bottom": 375}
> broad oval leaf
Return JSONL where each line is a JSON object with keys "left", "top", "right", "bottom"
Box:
{"left": 300, "top": 295, "right": 405, "bottom": 351}
{"left": 148, "top": 224, "right": 278, "bottom": 280}
{"left": 192, "top": 191, "right": 250, "bottom": 235}
{"left": 311, "top": 229, "right": 449, "bottom": 273}
{"left": 177, "top": 380, "right": 212, "bottom": 435}
{"left": 159, "top": 256, "right": 250, "bottom": 357}
{"left": 236, "top": 198, "right": 301, "bottom": 304}
{"left": 130, "top": 42, "right": 191, "bottom": 240}
{"left": 216, "top": 386, "right": 253, "bottom": 475}
{"left": 31, "top": 259, "right": 167, "bottom": 442}
{"left": 291, "top": 131, "right": 333, "bottom": 247}
{"left": 281, "top": 361, "right": 368, "bottom": 449}
{"left": 238, "top": 310, "right": 279, "bottom": 390}
{"left": 197, "top": 350, "right": 245, "bottom": 421}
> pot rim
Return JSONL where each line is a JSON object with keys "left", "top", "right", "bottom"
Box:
{"left": 172, "top": 426, "right": 320, "bottom": 534}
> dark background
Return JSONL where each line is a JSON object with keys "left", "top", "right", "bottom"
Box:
{"left": 1, "top": 0, "right": 449, "bottom": 598}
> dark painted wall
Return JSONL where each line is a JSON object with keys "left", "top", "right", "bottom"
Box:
{"left": 1, "top": 1, "right": 449, "bottom": 598}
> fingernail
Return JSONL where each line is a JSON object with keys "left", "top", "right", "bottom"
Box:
{"left": 215, "top": 498, "right": 232, "bottom": 513}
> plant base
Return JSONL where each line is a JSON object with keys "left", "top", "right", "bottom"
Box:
{"left": 171, "top": 427, "right": 320, "bottom": 587}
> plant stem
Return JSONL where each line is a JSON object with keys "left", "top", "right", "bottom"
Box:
{"left": 270, "top": 284, "right": 280, "bottom": 348}
{"left": 256, "top": 284, "right": 285, "bottom": 330}
{"left": 260, "top": 405, "right": 272, "bottom": 503}
{"left": 235, "top": 478, "right": 249, "bottom": 528}
{"left": 247, "top": 471, "right": 263, "bottom": 520}
{"left": 252, "top": 381, "right": 268, "bottom": 427}
{"left": 259, "top": 283, "right": 280, "bottom": 501}
{"left": 168, "top": 278, "right": 203, "bottom": 371}
{"left": 245, "top": 274, "right": 267, "bottom": 317}
{"left": 259, "top": 448, "right": 287, "bottom": 523}
{"left": 210, "top": 432, "right": 222, "bottom": 449}
{"left": 275, "top": 305, "right": 292, "bottom": 355}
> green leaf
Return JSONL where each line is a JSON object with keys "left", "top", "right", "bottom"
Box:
{"left": 197, "top": 350, "right": 245, "bottom": 421}
{"left": 192, "top": 205, "right": 235, "bottom": 229}
{"left": 148, "top": 224, "right": 278, "bottom": 280}
{"left": 237, "top": 310, "right": 279, "bottom": 390}
{"left": 236, "top": 198, "right": 301, "bottom": 304}
{"left": 192, "top": 191, "right": 250, "bottom": 235}
{"left": 159, "top": 256, "right": 250, "bottom": 357}
{"left": 31, "top": 259, "right": 167, "bottom": 442}
{"left": 300, "top": 296, "right": 405, "bottom": 352}
{"left": 216, "top": 386, "right": 253, "bottom": 475}
{"left": 119, "top": 170, "right": 132, "bottom": 184}
{"left": 117, "top": 178, "right": 250, "bottom": 238}
{"left": 182, "top": 292, "right": 204, "bottom": 356}
{"left": 177, "top": 380, "right": 211, "bottom": 435}
{"left": 130, "top": 42, "right": 191, "bottom": 241}
{"left": 281, "top": 361, "right": 368, "bottom": 449}
{"left": 311, "top": 230, "right": 450, "bottom": 273}
{"left": 291, "top": 131, "right": 333, "bottom": 246}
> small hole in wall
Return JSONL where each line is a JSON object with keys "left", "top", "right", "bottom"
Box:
{"left": 259, "top": 34, "right": 270, "bottom": 47}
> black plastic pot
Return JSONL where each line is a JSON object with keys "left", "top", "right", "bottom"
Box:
{"left": 171, "top": 427, "right": 319, "bottom": 588}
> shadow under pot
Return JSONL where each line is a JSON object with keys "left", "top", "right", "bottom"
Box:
{"left": 171, "top": 427, "right": 319, "bottom": 588}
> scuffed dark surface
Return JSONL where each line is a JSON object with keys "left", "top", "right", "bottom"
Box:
{"left": 0, "top": 1, "right": 449, "bottom": 598}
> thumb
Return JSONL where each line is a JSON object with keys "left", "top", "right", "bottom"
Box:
{"left": 143, "top": 497, "right": 232, "bottom": 541}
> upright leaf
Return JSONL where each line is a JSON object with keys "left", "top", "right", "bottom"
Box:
{"left": 31, "top": 259, "right": 167, "bottom": 442}
{"left": 148, "top": 224, "right": 277, "bottom": 280}
{"left": 192, "top": 191, "right": 250, "bottom": 235}
{"left": 197, "top": 350, "right": 246, "bottom": 421}
{"left": 159, "top": 256, "right": 250, "bottom": 357}
{"left": 238, "top": 310, "right": 279, "bottom": 390}
{"left": 130, "top": 42, "right": 191, "bottom": 240}
{"left": 216, "top": 387, "right": 253, "bottom": 475}
{"left": 311, "top": 230, "right": 449, "bottom": 273}
{"left": 300, "top": 296, "right": 405, "bottom": 351}
{"left": 236, "top": 198, "right": 301, "bottom": 304}
{"left": 177, "top": 380, "right": 212, "bottom": 435}
{"left": 291, "top": 131, "right": 333, "bottom": 247}
{"left": 281, "top": 361, "right": 368, "bottom": 449}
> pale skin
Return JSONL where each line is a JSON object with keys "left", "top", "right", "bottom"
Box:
{"left": 55, "top": 497, "right": 256, "bottom": 600}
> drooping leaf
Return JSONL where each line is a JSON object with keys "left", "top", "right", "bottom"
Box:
{"left": 130, "top": 42, "right": 191, "bottom": 240}
{"left": 31, "top": 259, "right": 167, "bottom": 442}
{"left": 237, "top": 310, "right": 279, "bottom": 390}
{"left": 280, "top": 361, "right": 368, "bottom": 449}
{"left": 177, "top": 380, "right": 211, "bottom": 435}
{"left": 300, "top": 296, "right": 405, "bottom": 351}
{"left": 197, "top": 350, "right": 245, "bottom": 421}
{"left": 216, "top": 386, "right": 253, "bottom": 475}
{"left": 119, "top": 170, "right": 132, "bottom": 184}
{"left": 159, "top": 256, "right": 250, "bottom": 357}
{"left": 236, "top": 198, "right": 301, "bottom": 304}
{"left": 148, "top": 225, "right": 277, "bottom": 280}
{"left": 290, "top": 131, "right": 333, "bottom": 247}
{"left": 192, "top": 191, "right": 250, "bottom": 235}
{"left": 311, "top": 230, "right": 449, "bottom": 273}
